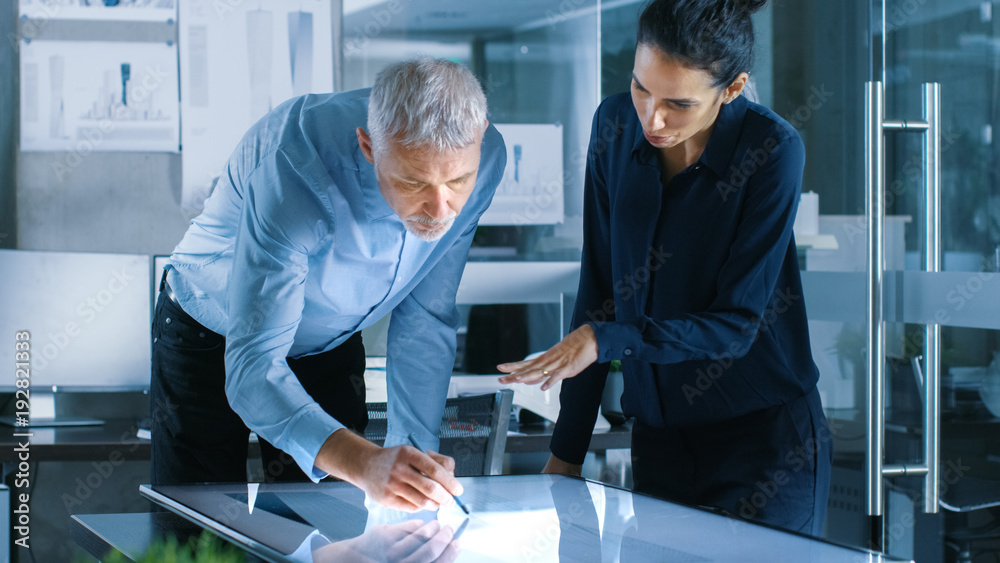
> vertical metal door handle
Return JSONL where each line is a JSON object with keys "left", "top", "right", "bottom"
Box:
{"left": 864, "top": 82, "right": 942, "bottom": 517}
{"left": 864, "top": 80, "right": 886, "bottom": 517}
{"left": 922, "top": 83, "right": 941, "bottom": 514}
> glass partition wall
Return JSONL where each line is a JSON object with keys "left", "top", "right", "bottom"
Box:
{"left": 343, "top": 2, "right": 1000, "bottom": 560}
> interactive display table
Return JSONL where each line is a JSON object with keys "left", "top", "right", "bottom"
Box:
{"left": 129, "top": 475, "right": 912, "bottom": 562}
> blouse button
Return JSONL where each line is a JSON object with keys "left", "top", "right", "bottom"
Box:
{"left": 623, "top": 348, "right": 633, "bottom": 356}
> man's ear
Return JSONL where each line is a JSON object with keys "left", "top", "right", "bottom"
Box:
{"left": 356, "top": 127, "right": 375, "bottom": 164}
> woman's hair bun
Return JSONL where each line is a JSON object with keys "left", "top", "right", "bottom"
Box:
{"left": 638, "top": 0, "right": 764, "bottom": 88}
{"left": 730, "top": 0, "right": 767, "bottom": 14}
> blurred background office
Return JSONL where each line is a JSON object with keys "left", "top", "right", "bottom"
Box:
{"left": 1, "top": 1, "right": 999, "bottom": 562}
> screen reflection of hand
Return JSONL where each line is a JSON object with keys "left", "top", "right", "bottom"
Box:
{"left": 311, "top": 519, "right": 461, "bottom": 563}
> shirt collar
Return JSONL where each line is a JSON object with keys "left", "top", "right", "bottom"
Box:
{"left": 630, "top": 94, "right": 749, "bottom": 177}
{"left": 353, "top": 142, "right": 398, "bottom": 222}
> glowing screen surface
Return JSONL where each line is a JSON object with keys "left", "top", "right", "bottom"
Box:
{"left": 141, "top": 475, "right": 911, "bottom": 562}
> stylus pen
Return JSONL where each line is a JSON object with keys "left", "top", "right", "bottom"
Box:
{"left": 406, "top": 433, "right": 471, "bottom": 515}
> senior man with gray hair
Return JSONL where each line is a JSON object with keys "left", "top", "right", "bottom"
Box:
{"left": 151, "top": 58, "right": 506, "bottom": 515}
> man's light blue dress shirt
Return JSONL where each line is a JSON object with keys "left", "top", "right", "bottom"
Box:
{"left": 165, "top": 89, "right": 506, "bottom": 480}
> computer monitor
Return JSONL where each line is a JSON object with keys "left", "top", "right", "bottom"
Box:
{"left": 0, "top": 249, "right": 152, "bottom": 426}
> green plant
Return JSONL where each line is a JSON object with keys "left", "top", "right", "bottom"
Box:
{"left": 78, "top": 530, "right": 245, "bottom": 563}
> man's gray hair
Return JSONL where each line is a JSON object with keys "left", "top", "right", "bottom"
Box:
{"left": 368, "top": 57, "right": 487, "bottom": 155}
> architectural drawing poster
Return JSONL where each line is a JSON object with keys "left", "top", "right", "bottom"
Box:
{"left": 20, "top": 40, "right": 180, "bottom": 152}
{"left": 178, "top": 0, "right": 333, "bottom": 215}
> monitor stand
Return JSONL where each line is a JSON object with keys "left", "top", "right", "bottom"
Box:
{"left": 0, "top": 392, "right": 103, "bottom": 427}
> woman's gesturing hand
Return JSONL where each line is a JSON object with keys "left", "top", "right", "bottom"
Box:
{"left": 496, "top": 325, "right": 599, "bottom": 391}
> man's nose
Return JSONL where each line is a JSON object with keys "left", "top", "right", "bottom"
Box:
{"left": 425, "top": 186, "right": 452, "bottom": 221}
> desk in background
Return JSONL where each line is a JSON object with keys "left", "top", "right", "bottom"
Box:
{"left": 0, "top": 418, "right": 631, "bottom": 471}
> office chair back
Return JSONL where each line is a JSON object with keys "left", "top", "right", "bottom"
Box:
{"left": 365, "top": 389, "right": 514, "bottom": 476}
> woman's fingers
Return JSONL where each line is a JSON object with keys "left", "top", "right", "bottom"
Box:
{"left": 497, "top": 364, "right": 550, "bottom": 384}
{"left": 497, "top": 363, "right": 566, "bottom": 390}
{"left": 497, "top": 326, "right": 599, "bottom": 388}
{"left": 496, "top": 358, "right": 535, "bottom": 374}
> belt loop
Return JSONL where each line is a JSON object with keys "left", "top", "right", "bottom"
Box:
{"left": 159, "top": 268, "right": 169, "bottom": 292}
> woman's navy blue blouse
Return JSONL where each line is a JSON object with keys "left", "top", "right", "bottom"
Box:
{"left": 551, "top": 93, "right": 820, "bottom": 464}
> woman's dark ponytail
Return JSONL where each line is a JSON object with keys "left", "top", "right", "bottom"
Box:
{"left": 636, "top": 0, "right": 766, "bottom": 89}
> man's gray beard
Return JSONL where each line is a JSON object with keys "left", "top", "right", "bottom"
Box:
{"left": 404, "top": 216, "right": 455, "bottom": 241}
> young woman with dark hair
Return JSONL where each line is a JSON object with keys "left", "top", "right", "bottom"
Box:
{"left": 499, "top": 0, "right": 831, "bottom": 535}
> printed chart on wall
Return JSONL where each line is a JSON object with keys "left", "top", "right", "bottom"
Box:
{"left": 19, "top": 0, "right": 177, "bottom": 22}
{"left": 178, "top": 0, "right": 334, "bottom": 217}
{"left": 483, "top": 124, "right": 565, "bottom": 226}
{"left": 19, "top": 40, "right": 180, "bottom": 152}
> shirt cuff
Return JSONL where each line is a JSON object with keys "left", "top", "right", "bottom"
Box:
{"left": 384, "top": 428, "right": 440, "bottom": 454}
{"left": 589, "top": 320, "right": 642, "bottom": 363}
{"left": 281, "top": 403, "right": 347, "bottom": 483}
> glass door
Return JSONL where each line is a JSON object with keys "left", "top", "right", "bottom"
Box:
{"left": 872, "top": 1, "right": 1000, "bottom": 561}
{"left": 761, "top": 0, "right": 892, "bottom": 554}
{"left": 769, "top": 1, "right": 1000, "bottom": 561}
